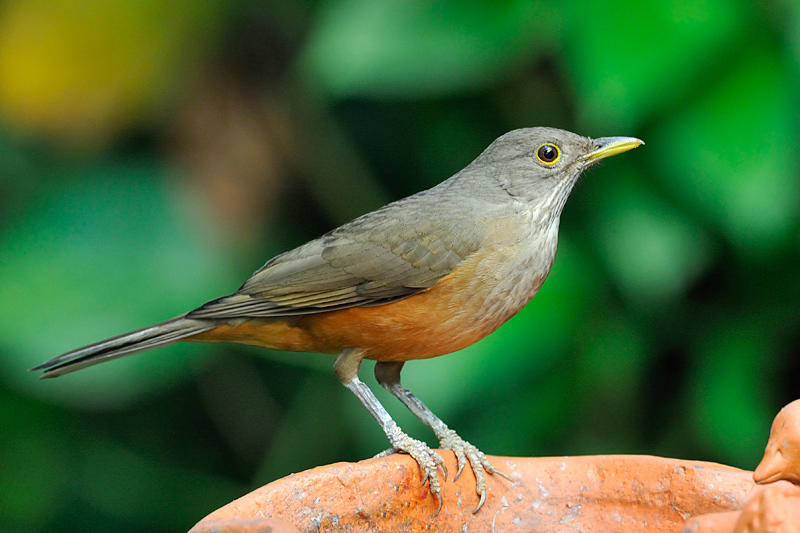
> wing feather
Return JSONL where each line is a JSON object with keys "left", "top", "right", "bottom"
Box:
{"left": 188, "top": 188, "right": 485, "bottom": 320}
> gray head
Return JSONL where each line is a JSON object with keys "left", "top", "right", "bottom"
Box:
{"left": 461, "top": 127, "right": 643, "bottom": 219}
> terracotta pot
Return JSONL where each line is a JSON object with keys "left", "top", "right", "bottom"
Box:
{"left": 191, "top": 453, "right": 753, "bottom": 533}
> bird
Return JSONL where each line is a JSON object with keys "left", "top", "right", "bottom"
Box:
{"left": 33, "top": 127, "right": 643, "bottom": 513}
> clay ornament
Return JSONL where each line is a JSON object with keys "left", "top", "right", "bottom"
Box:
{"left": 754, "top": 400, "right": 800, "bottom": 485}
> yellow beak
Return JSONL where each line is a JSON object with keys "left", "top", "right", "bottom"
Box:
{"left": 579, "top": 136, "right": 644, "bottom": 163}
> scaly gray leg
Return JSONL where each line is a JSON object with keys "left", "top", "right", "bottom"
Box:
{"left": 334, "top": 349, "right": 446, "bottom": 512}
{"left": 374, "top": 361, "right": 509, "bottom": 513}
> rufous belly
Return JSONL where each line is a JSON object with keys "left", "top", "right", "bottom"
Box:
{"left": 189, "top": 255, "right": 544, "bottom": 361}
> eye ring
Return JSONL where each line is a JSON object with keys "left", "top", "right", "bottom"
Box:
{"left": 535, "top": 143, "right": 561, "bottom": 165}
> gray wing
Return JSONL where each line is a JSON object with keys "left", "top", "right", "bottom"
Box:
{"left": 188, "top": 192, "right": 485, "bottom": 319}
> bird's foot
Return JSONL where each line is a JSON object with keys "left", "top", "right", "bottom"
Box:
{"left": 378, "top": 425, "right": 447, "bottom": 513}
{"left": 438, "top": 428, "right": 510, "bottom": 513}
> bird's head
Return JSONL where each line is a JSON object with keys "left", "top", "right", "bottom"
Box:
{"left": 466, "top": 127, "right": 643, "bottom": 220}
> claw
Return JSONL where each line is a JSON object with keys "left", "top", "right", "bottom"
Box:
{"left": 434, "top": 491, "right": 443, "bottom": 515}
{"left": 421, "top": 470, "right": 429, "bottom": 487}
{"left": 454, "top": 454, "right": 466, "bottom": 481}
{"left": 439, "top": 460, "right": 448, "bottom": 481}
{"left": 437, "top": 430, "right": 512, "bottom": 512}
{"left": 473, "top": 489, "right": 486, "bottom": 514}
{"left": 489, "top": 466, "right": 512, "bottom": 481}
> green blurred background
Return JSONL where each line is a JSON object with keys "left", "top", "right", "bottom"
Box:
{"left": 1, "top": 0, "right": 799, "bottom": 530}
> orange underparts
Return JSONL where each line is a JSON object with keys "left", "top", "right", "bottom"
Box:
{"left": 188, "top": 268, "right": 511, "bottom": 361}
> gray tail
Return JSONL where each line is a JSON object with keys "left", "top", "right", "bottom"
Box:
{"left": 31, "top": 316, "right": 215, "bottom": 378}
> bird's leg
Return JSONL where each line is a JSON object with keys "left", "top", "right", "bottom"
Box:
{"left": 374, "top": 361, "right": 509, "bottom": 513}
{"left": 334, "top": 349, "right": 445, "bottom": 512}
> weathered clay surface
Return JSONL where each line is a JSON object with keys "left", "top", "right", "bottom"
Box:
{"left": 191, "top": 453, "right": 753, "bottom": 532}
{"left": 683, "top": 399, "right": 800, "bottom": 533}
{"left": 683, "top": 510, "right": 741, "bottom": 533}
{"left": 734, "top": 481, "right": 800, "bottom": 533}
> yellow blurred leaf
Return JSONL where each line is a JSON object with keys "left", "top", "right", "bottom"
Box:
{"left": 0, "top": 0, "right": 219, "bottom": 147}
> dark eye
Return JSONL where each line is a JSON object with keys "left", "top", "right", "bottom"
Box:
{"left": 536, "top": 143, "right": 560, "bottom": 165}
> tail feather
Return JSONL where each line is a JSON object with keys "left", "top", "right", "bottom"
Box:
{"left": 32, "top": 316, "right": 216, "bottom": 378}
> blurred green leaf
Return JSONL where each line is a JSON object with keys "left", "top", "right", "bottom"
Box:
{"left": 690, "top": 320, "right": 775, "bottom": 467}
{"left": 255, "top": 373, "right": 353, "bottom": 480}
{"left": 300, "top": 0, "right": 556, "bottom": 98}
{"left": 590, "top": 166, "right": 713, "bottom": 304}
{"left": 468, "top": 361, "right": 577, "bottom": 456}
{"left": 0, "top": 395, "right": 70, "bottom": 530}
{"left": 577, "top": 312, "right": 647, "bottom": 403}
{"left": 0, "top": 160, "right": 240, "bottom": 406}
{"left": 74, "top": 437, "right": 241, "bottom": 530}
{"left": 650, "top": 44, "right": 800, "bottom": 253}
{"left": 572, "top": 312, "right": 649, "bottom": 451}
{"left": 561, "top": 0, "right": 749, "bottom": 128}
{"left": 0, "top": 0, "right": 223, "bottom": 146}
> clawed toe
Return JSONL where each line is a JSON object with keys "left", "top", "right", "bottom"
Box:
{"left": 455, "top": 455, "right": 466, "bottom": 480}
{"left": 452, "top": 447, "right": 468, "bottom": 481}
{"left": 438, "top": 429, "right": 508, "bottom": 512}
{"left": 384, "top": 426, "right": 447, "bottom": 513}
{"left": 376, "top": 444, "right": 447, "bottom": 480}
{"left": 411, "top": 446, "right": 445, "bottom": 513}
{"left": 488, "top": 465, "right": 512, "bottom": 481}
{"left": 474, "top": 489, "right": 487, "bottom": 513}
{"left": 378, "top": 426, "right": 507, "bottom": 513}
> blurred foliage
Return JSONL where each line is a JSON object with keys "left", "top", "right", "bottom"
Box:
{"left": 0, "top": 0, "right": 221, "bottom": 147}
{"left": 1, "top": 0, "right": 799, "bottom": 530}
